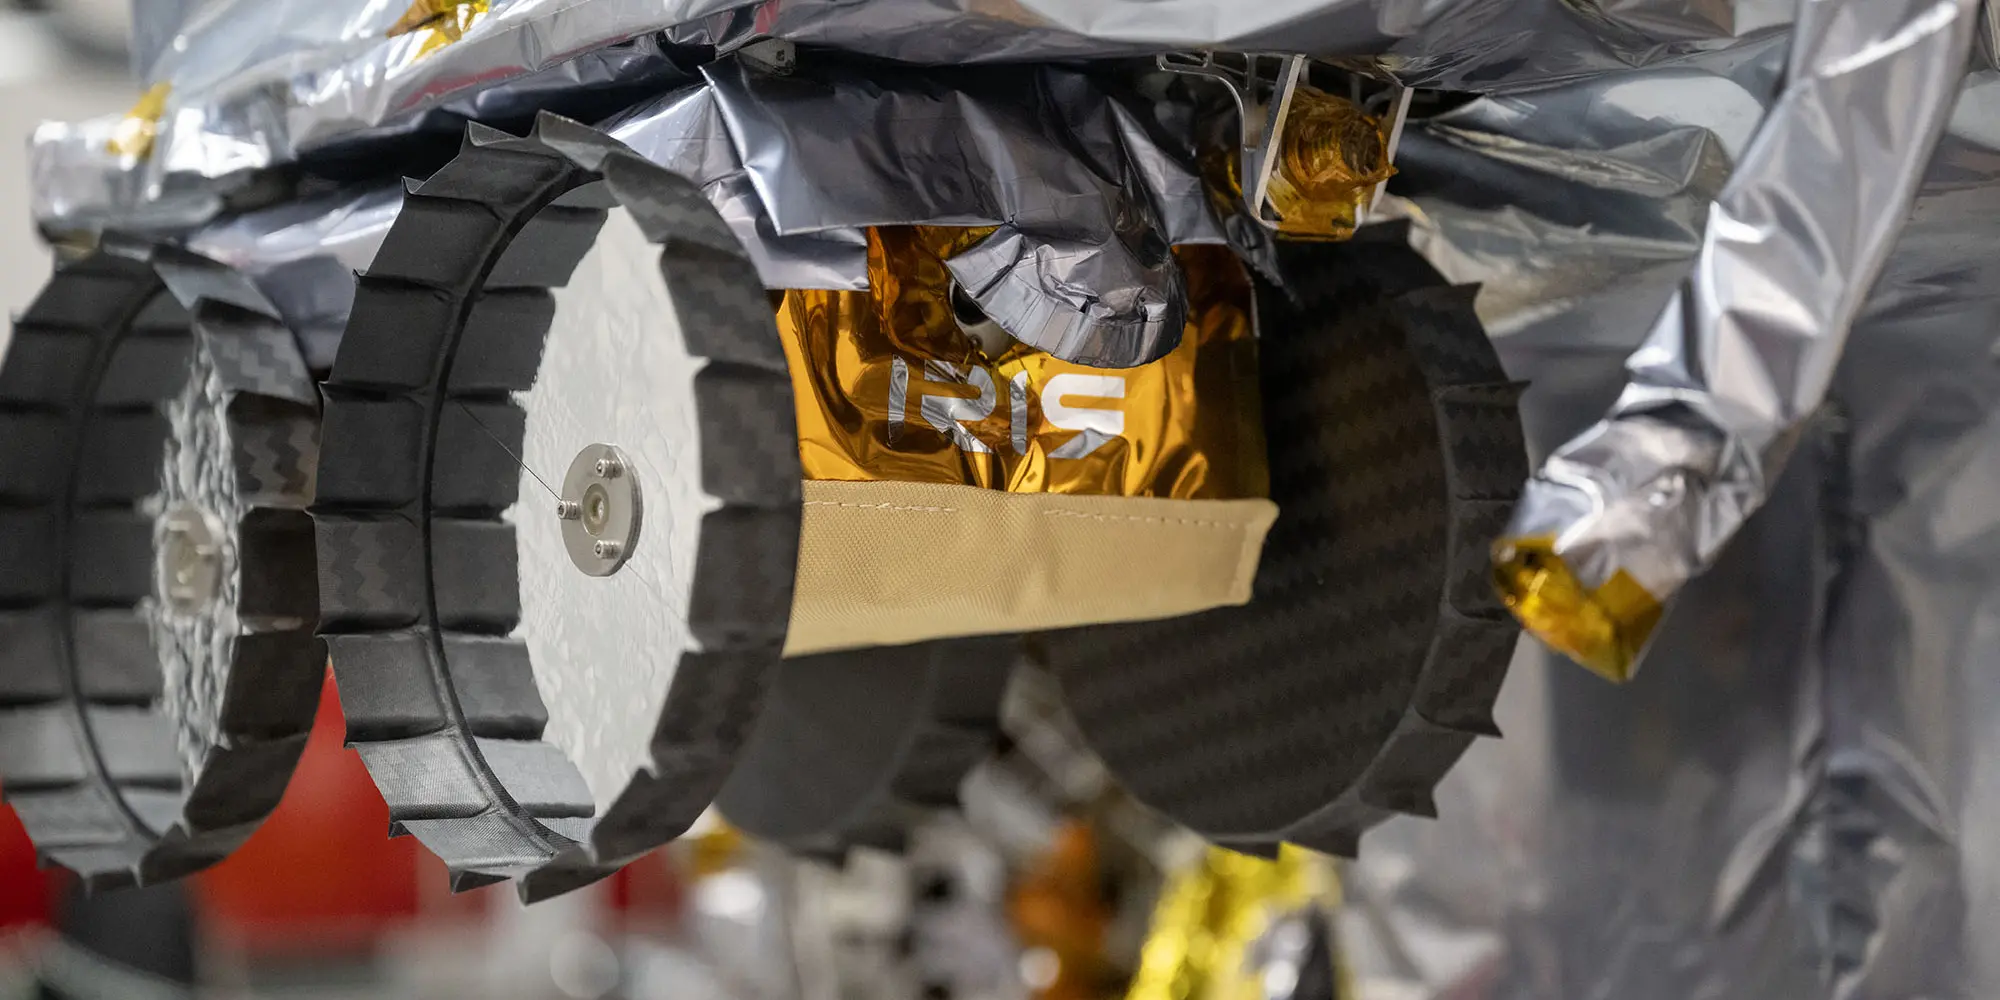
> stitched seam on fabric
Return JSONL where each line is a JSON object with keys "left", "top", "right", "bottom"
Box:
{"left": 1040, "top": 509, "right": 1253, "bottom": 529}
{"left": 803, "top": 501, "right": 959, "bottom": 513}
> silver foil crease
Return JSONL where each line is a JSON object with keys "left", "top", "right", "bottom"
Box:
{"left": 1342, "top": 31, "right": 2000, "bottom": 1000}
{"left": 613, "top": 58, "right": 1235, "bottom": 366}
{"left": 604, "top": 82, "right": 873, "bottom": 293}
{"left": 46, "top": 0, "right": 1794, "bottom": 236}
{"left": 698, "top": 59, "right": 1215, "bottom": 367}
{"left": 182, "top": 185, "right": 403, "bottom": 371}
{"left": 151, "top": 63, "right": 1232, "bottom": 371}
{"left": 678, "top": 0, "right": 1792, "bottom": 89}
{"left": 36, "top": 4, "right": 699, "bottom": 235}
{"left": 1501, "top": 0, "right": 1982, "bottom": 672}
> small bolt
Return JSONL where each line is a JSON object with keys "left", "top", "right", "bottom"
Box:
{"left": 593, "top": 540, "right": 623, "bottom": 560}
{"left": 556, "top": 499, "right": 581, "bottom": 520}
{"left": 594, "top": 456, "right": 624, "bottom": 479}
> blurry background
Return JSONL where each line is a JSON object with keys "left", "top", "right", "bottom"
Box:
{"left": 0, "top": 0, "right": 129, "bottom": 316}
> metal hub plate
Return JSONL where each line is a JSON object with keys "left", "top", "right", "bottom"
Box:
{"left": 157, "top": 502, "right": 224, "bottom": 615}
{"left": 558, "top": 443, "right": 641, "bottom": 576}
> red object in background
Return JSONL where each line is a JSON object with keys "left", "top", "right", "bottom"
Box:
{"left": 0, "top": 800, "right": 62, "bottom": 929}
{"left": 192, "top": 669, "right": 421, "bottom": 953}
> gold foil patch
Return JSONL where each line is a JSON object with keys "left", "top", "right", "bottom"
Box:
{"left": 1124, "top": 845, "right": 1331, "bottom": 1000}
{"left": 387, "top": 0, "right": 490, "bottom": 58}
{"left": 1204, "top": 85, "right": 1394, "bottom": 241}
{"left": 776, "top": 227, "right": 1267, "bottom": 501}
{"left": 1492, "top": 535, "right": 1665, "bottom": 683}
{"left": 1268, "top": 85, "right": 1395, "bottom": 239}
{"left": 107, "top": 83, "right": 172, "bottom": 160}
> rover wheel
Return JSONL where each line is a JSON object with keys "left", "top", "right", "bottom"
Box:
{"left": 1048, "top": 224, "right": 1528, "bottom": 857}
{"left": 315, "top": 115, "right": 800, "bottom": 900}
{"left": 717, "top": 637, "right": 1017, "bottom": 862}
{"left": 0, "top": 242, "right": 323, "bottom": 888}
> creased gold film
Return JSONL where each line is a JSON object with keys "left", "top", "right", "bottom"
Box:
{"left": 776, "top": 227, "right": 1267, "bottom": 500}
{"left": 106, "top": 83, "right": 171, "bottom": 159}
{"left": 1203, "top": 85, "right": 1394, "bottom": 242}
{"left": 1123, "top": 845, "right": 1328, "bottom": 1000}
{"left": 386, "top": 0, "right": 490, "bottom": 58}
{"left": 1492, "top": 535, "right": 1665, "bottom": 684}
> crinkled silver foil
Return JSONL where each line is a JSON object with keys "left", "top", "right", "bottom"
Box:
{"left": 699, "top": 59, "right": 1216, "bottom": 366}
{"left": 159, "top": 62, "right": 1234, "bottom": 370}
{"left": 44, "top": 0, "right": 1792, "bottom": 235}
{"left": 1500, "top": 0, "right": 1981, "bottom": 673}
{"left": 675, "top": 0, "right": 1794, "bottom": 90}
{"left": 182, "top": 185, "right": 402, "bottom": 370}
{"left": 614, "top": 58, "right": 1235, "bottom": 365}
{"left": 1343, "top": 41, "right": 2000, "bottom": 1000}
{"left": 605, "top": 83, "right": 873, "bottom": 292}
{"left": 37, "top": 4, "right": 700, "bottom": 234}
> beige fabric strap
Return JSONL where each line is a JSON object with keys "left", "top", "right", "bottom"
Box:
{"left": 784, "top": 479, "right": 1278, "bottom": 657}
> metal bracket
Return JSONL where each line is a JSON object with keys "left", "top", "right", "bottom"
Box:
{"left": 1370, "top": 85, "right": 1415, "bottom": 214}
{"left": 740, "top": 38, "right": 798, "bottom": 76}
{"left": 1159, "top": 52, "right": 1413, "bottom": 230}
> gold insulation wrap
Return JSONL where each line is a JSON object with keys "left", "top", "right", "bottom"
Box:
{"left": 1124, "top": 846, "right": 1335, "bottom": 1000}
{"left": 1492, "top": 535, "right": 1665, "bottom": 683}
{"left": 776, "top": 227, "right": 1268, "bottom": 501}
{"left": 1268, "top": 85, "right": 1396, "bottom": 240}
{"left": 387, "top": 0, "right": 491, "bottom": 57}
{"left": 1205, "top": 86, "right": 1394, "bottom": 242}
{"left": 107, "top": 83, "right": 171, "bottom": 160}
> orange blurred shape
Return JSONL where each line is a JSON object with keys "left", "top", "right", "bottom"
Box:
{"left": 192, "top": 669, "right": 419, "bottom": 953}
{"left": 1009, "top": 820, "right": 1114, "bottom": 1000}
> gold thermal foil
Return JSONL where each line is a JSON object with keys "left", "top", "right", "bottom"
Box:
{"left": 776, "top": 227, "right": 1267, "bottom": 500}
{"left": 1492, "top": 535, "right": 1664, "bottom": 684}
{"left": 107, "top": 83, "right": 171, "bottom": 159}
{"left": 387, "top": 0, "right": 490, "bottom": 58}
{"left": 1203, "top": 85, "right": 1394, "bottom": 242}
{"left": 1124, "top": 845, "right": 1334, "bottom": 1000}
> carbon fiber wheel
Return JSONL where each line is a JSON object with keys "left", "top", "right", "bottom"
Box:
{"left": 315, "top": 115, "right": 800, "bottom": 900}
{"left": 717, "top": 637, "right": 1017, "bottom": 861}
{"left": 0, "top": 242, "right": 324, "bottom": 888}
{"left": 1047, "top": 224, "right": 1527, "bottom": 857}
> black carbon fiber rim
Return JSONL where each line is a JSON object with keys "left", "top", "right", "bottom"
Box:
{"left": 0, "top": 242, "right": 324, "bottom": 888}
{"left": 716, "top": 636, "right": 1017, "bottom": 861}
{"left": 315, "top": 115, "right": 800, "bottom": 900}
{"left": 1048, "top": 223, "right": 1527, "bottom": 857}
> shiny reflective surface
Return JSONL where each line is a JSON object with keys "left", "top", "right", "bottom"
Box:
{"left": 34, "top": 0, "right": 1803, "bottom": 235}
{"left": 1343, "top": 42, "right": 2000, "bottom": 1000}
{"left": 1497, "top": 0, "right": 1982, "bottom": 676}
{"left": 777, "top": 230, "right": 1265, "bottom": 500}
{"left": 1491, "top": 535, "right": 1659, "bottom": 682}
{"left": 1266, "top": 85, "right": 1394, "bottom": 240}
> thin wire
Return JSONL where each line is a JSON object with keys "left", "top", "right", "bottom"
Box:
{"left": 454, "top": 399, "right": 562, "bottom": 501}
